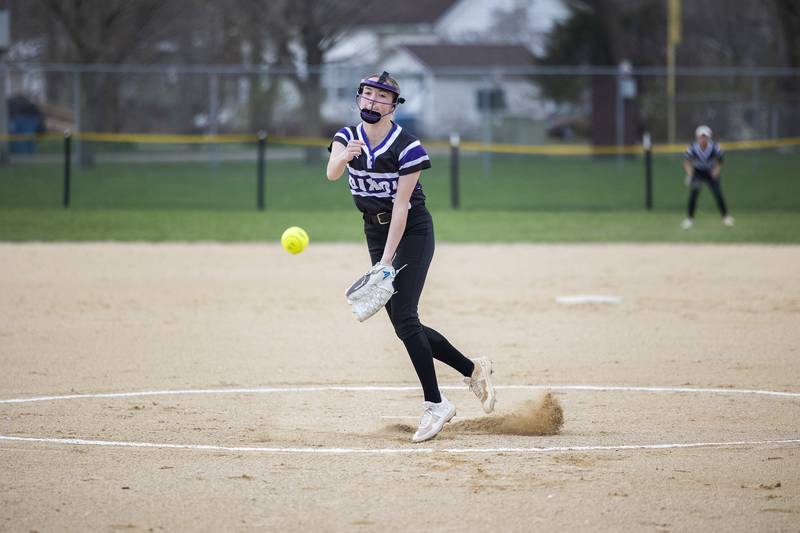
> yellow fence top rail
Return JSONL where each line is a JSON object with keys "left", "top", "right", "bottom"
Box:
{"left": 1, "top": 132, "right": 799, "bottom": 155}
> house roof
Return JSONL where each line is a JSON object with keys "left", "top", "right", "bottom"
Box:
{"left": 353, "top": 0, "right": 459, "bottom": 26}
{"left": 400, "top": 44, "right": 537, "bottom": 68}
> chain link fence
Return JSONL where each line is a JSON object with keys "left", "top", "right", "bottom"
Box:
{"left": 4, "top": 63, "right": 800, "bottom": 142}
{"left": 2, "top": 63, "right": 799, "bottom": 212}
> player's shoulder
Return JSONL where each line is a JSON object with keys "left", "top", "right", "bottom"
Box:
{"left": 331, "top": 125, "right": 357, "bottom": 146}
{"left": 395, "top": 126, "right": 421, "bottom": 143}
{"left": 392, "top": 125, "right": 426, "bottom": 151}
{"left": 334, "top": 125, "right": 357, "bottom": 138}
{"left": 329, "top": 125, "right": 357, "bottom": 152}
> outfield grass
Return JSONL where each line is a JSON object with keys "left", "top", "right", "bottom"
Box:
{"left": 2, "top": 147, "right": 799, "bottom": 210}
{"left": 1, "top": 207, "right": 798, "bottom": 243}
{"left": 1, "top": 145, "right": 797, "bottom": 242}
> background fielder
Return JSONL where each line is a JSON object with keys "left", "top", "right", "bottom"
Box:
{"left": 682, "top": 125, "right": 734, "bottom": 229}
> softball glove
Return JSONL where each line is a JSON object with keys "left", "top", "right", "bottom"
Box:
{"left": 346, "top": 262, "right": 397, "bottom": 322}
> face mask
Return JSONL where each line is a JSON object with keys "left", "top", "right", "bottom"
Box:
{"left": 357, "top": 94, "right": 395, "bottom": 124}
{"left": 356, "top": 71, "right": 405, "bottom": 124}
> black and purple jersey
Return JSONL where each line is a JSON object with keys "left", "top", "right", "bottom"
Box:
{"left": 329, "top": 122, "right": 431, "bottom": 215}
{"left": 685, "top": 141, "right": 724, "bottom": 174}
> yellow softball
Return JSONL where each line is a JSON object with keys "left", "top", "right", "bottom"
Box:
{"left": 281, "top": 226, "right": 309, "bottom": 254}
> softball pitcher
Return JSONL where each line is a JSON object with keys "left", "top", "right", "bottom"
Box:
{"left": 326, "top": 72, "right": 495, "bottom": 443}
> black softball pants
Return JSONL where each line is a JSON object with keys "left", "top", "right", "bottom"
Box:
{"left": 364, "top": 205, "right": 474, "bottom": 403}
{"left": 688, "top": 174, "right": 729, "bottom": 218}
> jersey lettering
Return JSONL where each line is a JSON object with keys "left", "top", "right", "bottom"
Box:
{"left": 330, "top": 122, "right": 431, "bottom": 214}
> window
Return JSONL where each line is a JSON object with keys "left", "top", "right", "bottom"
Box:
{"left": 476, "top": 88, "right": 506, "bottom": 111}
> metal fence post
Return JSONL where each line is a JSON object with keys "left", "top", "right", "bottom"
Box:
{"left": 643, "top": 132, "right": 652, "bottom": 210}
{"left": 616, "top": 65, "right": 624, "bottom": 167}
{"left": 616, "top": 61, "right": 636, "bottom": 168}
{"left": 208, "top": 73, "right": 219, "bottom": 169}
{"left": 63, "top": 131, "right": 72, "bottom": 208}
{"left": 752, "top": 74, "right": 760, "bottom": 176}
{"left": 482, "top": 99, "right": 492, "bottom": 179}
{"left": 257, "top": 130, "right": 267, "bottom": 211}
{"left": 72, "top": 69, "right": 82, "bottom": 165}
{"left": 450, "top": 132, "right": 460, "bottom": 209}
{"left": 0, "top": 63, "right": 8, "bottom": 164}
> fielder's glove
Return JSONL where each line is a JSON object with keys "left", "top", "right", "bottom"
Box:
{"left": 345, "top": 262, "right": 397, "bottom": 322}
{"left": 684, "top": 174, "right": 693, "bottom": 187}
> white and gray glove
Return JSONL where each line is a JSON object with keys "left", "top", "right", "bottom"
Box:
{"left": 345, "top": 262, "right": 397, "bottom": 322}
{"left": 684, "top": 174, "right": 693, "bottom": 187}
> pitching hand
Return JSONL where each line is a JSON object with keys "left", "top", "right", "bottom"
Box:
{"left": 342, "top": 140, "right": 365, "bottom": 162}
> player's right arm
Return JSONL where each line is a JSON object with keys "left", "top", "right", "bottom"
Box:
{"left": 326, "top": 140, "right": 364, "bottom": 181}
{"left": 682, "top": 159, "right": 694, "bottom": 177}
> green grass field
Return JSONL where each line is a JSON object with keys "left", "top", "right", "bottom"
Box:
{"left": 1, "top": 144, "right": 798, "bottom": 242}
{"left": 1, "top": 207, "right": 798, "bottom": 243}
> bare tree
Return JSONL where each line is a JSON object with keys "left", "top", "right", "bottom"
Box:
{"left": 201, "top": 0, "right": 374, "bottom": 153}
{"left": 188, "top": 0, "right": 371, "bottom": 138}
{"left": 268, "top": 0, "right": 373, "bottom": 161}
{"left": 541, "top": 0, "right": 796, "bottom": 72}
{"left": 30, "top": 1, "right": 182, "bottom": 162}
{"left": 773, "top": 0, "right": 800, "bottom": 89}
{"left": 539, "top": 0, "right": 800, "bottom": 138}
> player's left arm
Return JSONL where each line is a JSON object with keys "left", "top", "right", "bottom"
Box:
{"left": 711, "top": 145, "right": 724, "bottom": 179}
{"left": 379, "top": 171, "right": 420, "bottom": 265}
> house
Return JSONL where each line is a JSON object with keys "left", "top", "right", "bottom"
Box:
{"left": 323, "top": 43, "right": 548, "bottom": 140}
{"left": 383, "top": 43, "right": 548, "bottom": 139}
{"left": 325, "top": 0, "right": 565, "bottom": 63}
{"left": 322, "top": 0, "right": 566, "bottom": 139}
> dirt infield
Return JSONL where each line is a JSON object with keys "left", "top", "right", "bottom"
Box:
{"left": 1, "top": 242, "right": 799, "bottom": 531}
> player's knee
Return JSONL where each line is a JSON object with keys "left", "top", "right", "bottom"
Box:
{"left": 390, "top": 312, "right": 423, "bottom": 341}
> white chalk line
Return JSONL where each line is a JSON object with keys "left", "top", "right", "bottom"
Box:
{"left": 2, "top": 384, "right": 799, "bottom": 404}
{"left": 555, "top": 295, "right": 622, "bottom": 305}
{"left": 1, "top": 435, "right": 799, "bottom": 455}
{"left": 2, "top": 384, "right": 798, "bottom": 455}
{"left": 382, "top": 415, "right": 440, "bottom": 420}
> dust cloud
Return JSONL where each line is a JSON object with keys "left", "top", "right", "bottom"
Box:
{"left": 451, "top": 392, "right": 564, "bottom": 436}
{"left": 382, "top": 392, "right": 564, "bottom": 437}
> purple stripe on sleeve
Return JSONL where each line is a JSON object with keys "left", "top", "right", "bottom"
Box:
{"left": 399, "top": 145, "right": 428, "bottom": 166}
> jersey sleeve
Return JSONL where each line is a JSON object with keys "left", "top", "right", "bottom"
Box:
{"left": 397, "top": 140, "right": 432, "bottom": 176}
{"left": 684, "top": 145, "right": 694, "bottom": 159}
{"left": 715, "top": 144, "right": 724, "bottom": 162}
{"left": 327, "top": 127, "right": 352, "bottom": 152}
